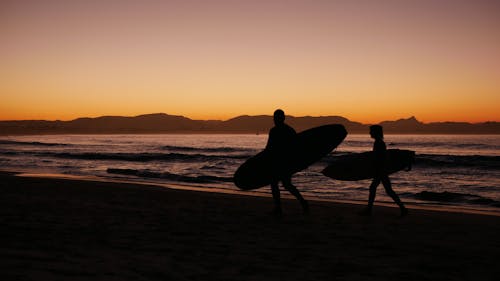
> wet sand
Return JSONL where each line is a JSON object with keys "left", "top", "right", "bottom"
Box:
{"left": 1, "top": 171, "right": 499, "bottom": 281}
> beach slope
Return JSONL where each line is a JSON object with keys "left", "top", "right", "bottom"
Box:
{"left": 0, "top": 172, "right": 499, "bottom": 280}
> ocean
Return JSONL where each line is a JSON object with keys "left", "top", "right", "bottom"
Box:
{"left": 1, "top": 134, "right": 499, "bottom": 214}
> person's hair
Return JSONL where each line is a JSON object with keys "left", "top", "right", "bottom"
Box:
{"left": 273, "top": 109, "right": 285, "bottom": 123}
{"left": 370, "top": 125, "right": 384, "bottom": 139}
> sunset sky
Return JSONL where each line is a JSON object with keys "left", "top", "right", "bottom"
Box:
{"left": 1, "top": 0, "right": 499, "bottom": 123}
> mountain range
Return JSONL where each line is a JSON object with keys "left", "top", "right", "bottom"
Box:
{"left": 0, "top": 113, "right": 498, "bottom": 135}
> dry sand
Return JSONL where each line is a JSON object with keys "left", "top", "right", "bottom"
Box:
{"left": 1, "top": 171, "right": 499, "bottom": 281}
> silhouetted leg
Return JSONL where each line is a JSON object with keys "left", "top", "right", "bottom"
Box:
{"left": 282, "top": 177, "right": 309, "bottom": 213}
{"left": 270, "top": 181, "right": 282, "bottom": 215}
{"left": 367, "top": 178, "right": 381, "bottom": 212}
{"left": 381, "top": 176, "right": 407, "bottom": 216}
{"left": 380, "top": 176, "right": 399, "bottom": 204}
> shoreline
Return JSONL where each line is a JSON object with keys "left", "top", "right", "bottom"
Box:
{"left": 5, "top": 170, "right": 500, "bottom": 217}
{"left": 2, "top": 133, "right": 500, "bottom": 136}
{"left": 1, "top": 170, "right": 499, "bottom": 280}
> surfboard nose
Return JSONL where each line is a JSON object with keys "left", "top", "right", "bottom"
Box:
{"left": 338, "top": 124, "right": 348, "bottom": 140}
{"left": 329, "top": 124, "right": 348, "bottom": 141}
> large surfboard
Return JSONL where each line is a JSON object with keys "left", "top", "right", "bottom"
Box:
{"left": 234, "top": 124, "right": 347, "bottom": 190}
{"left": 321, "top": 149, "right": 415, "bottom": 181}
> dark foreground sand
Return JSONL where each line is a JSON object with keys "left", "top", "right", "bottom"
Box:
{"left": 1, "top": 172, "right": 499, "bottom": 281}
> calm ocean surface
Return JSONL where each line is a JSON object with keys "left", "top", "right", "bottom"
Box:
{"left": 1, "top": 134, "right": 499, "bottom": 214}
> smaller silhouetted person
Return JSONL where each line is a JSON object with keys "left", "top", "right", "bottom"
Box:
{"left": 266, "top": 109, "right": 309, "bottom": 215}
{"left": 360, "top": 125, "right": 408, "bottom": 216}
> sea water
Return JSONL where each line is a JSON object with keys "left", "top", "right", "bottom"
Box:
{"left": 1, "top": 134, "right": 499, "bottom": 214}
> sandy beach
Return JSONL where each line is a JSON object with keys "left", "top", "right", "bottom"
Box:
{"left": 1, "top": 171, "right": 499, "bottom": 281}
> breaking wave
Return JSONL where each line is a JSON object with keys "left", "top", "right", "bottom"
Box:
{"left": 107, "top": 168, "right": 233, "bottom": 183}
{"left": 0, "top": 140, "right": 69, "bottom": 146}
{"left": 414, "top": 191, "right": 500, "bottom": 207}
{"left": 40, "top": 152, "right": 250, "bottom": 162}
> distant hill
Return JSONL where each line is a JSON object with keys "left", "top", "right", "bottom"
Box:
{"left": 379, "top": 116, "right": 500, "bottom": 134}
{"left": 0, "top": 113, "right": 498, "bottom": 135}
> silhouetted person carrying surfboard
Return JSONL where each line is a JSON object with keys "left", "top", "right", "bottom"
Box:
{"left": 266, "top": 109, "right": 309, "bottom": 215}
{"left": 360, "top": 125, "right": 408, "bottom": 216}
{"left": 234, "top": 113, "right": 347, "bottom": 213}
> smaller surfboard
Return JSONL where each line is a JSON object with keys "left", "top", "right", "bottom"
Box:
{"left": 321, "top": 149, "right": 415, "bottom": 181}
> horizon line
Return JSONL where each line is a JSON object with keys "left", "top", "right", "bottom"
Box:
{"left": 0, "top": 112, "right": 498, "bottom": 125}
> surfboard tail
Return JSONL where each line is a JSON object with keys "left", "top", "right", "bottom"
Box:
{"left": 405, "top": 151, "right": 416, "bottom": 171}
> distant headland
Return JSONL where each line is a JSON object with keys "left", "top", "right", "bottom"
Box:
{"left": 0, "top": 113, "right": 498, "bottom": 135}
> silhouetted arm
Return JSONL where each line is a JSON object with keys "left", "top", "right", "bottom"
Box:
{"left": 265, "top": 127, "right": 276, "bottom": 150}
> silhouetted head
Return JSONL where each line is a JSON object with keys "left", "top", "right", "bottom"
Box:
{"left": 370, "top": 125, "right": 384, "bottom": 139}
{"left": 273, "top": 109, "right": 286, "bottom": 125}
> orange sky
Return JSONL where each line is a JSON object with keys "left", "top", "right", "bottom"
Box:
{"left": 1, "top": 0, "right": 499, "bottom": 123}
